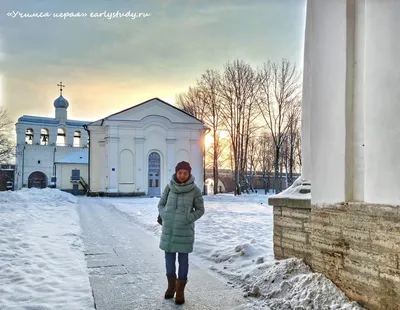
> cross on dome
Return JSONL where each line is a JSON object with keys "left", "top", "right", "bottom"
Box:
{"left": 57, "top": 82, "right": 65, "bottom": 96}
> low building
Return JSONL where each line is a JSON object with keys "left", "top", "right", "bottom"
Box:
{"left": 55, "top": 151, "right": 89, "bottom": 195}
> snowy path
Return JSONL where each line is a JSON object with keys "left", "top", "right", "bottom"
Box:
{"left": 77, "top": 197, "right": 249, "bottom": 310}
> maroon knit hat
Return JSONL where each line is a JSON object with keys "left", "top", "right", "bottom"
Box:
{"left": 175, "top": 161, "right": 192, "bottom": 174}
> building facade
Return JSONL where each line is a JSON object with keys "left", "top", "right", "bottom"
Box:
{"left": 55, "top": 151, "right": 89, "bottom": 195}
{"left": 86, "top": 98, "right": 207, "bottom": 196}
{"left": 14, "top": 84, "right": 89, "bottom": 190}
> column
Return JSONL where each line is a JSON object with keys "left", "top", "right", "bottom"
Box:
{"left": 190, "top": 138, "right": 203, "bottom": 188}
{"left": 81, "top": 131, "right": 88, "bottom": 148}
{"left": 300, "top": 0, "right": 312, "bottom": 184}
{"left": 308, "top": 0, "right": 349, "bottom": 204}
{"left": 363, "top": 1, "right": 400, "bottom": 205}
{"left": 49, "top": 127, "right": 57, "bottom": 146}
{"left": 106, "top": 136, "right": 119, "bottom": 192}
{"left": 134, "top": 137, "right": 145, "bottom": 192}
{"left": 33, "top": 126, "right": 41, "bottom": 145}
{"left": 352, "top": 0, "right": 365, "bottom": 202}
{"left": 66, "top": 128, "right": 74, "bottom": 147}
{"left": 166, "top": 138, "right": 176, "bottom": 181}
{"left": 16, "top": 125, "right": 25, "bottom": 145}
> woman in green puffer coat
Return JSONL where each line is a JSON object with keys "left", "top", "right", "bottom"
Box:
{"left": 157, "top": 161, "right": 205, "bottom": 305}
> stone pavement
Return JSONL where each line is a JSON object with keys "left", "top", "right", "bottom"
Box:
{"left": 77, "top": 197, "right": 251, "bottom": 310}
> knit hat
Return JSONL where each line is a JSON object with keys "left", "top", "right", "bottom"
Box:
{"left": 175, "top": 161, "right": 192, "bottom": 174}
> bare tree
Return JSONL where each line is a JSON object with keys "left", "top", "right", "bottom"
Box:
{"left": 257, "top": 59, "right": 301, "bottom": 193}
{"left": 175, "top": 58, "right": 303, "bottom": 195}
{"left": 176, "top": 86, "right": 209, "bottom": 194}
{"left": 255, "top": 133, "right": 275, "bottom": 194}
{"left": 219, "top": 60, "right": 261, "bottom": 195}
{"left": 198, "top": 70, "right": 223, "bottom": 194}
{"left": 246, "top": 134, "right": 261, "bottom": 192}
{"left": 175, "top": 86, "right": 207, "bottom": 120}
{"left": 287, "top": 99, "right": 301, "bottom": 184}
{"left": 0, "top": 108, "right": 15, "bottom": 163}
{"left": 176, "top": 72, "right": 226, "bottom": 194}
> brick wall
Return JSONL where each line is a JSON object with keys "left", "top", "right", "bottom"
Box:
{"left": 269, "top": 197, "right": 400, "bottom": 310}
{"left": 272, "top": 198, "right": 312, "bottom": 267}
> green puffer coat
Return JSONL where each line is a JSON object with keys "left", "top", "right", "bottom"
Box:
{"left": 158, "top": 174, "right": 205, "bottom": 253}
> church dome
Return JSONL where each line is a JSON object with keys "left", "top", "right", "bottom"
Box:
{"left": 53, "top": 95, "right": 69, "bottom": 109}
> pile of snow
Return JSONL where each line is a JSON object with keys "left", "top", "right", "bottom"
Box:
{"left": 0, "top": 188, "right": 94, "bottom": 310}
{"left": 0, "top": 187, "right": 79, "bottom": 204}
{"left": 234, "top": 258, "right": 362, "bottom": 309}
{"left": 271, "top": 176, "right": 311, "bottom": 200}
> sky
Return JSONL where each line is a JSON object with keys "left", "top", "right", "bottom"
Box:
{"left": 0, "top": 0, "right": 306, "bottom": 125}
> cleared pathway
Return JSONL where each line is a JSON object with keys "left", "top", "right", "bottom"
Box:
{"left": 77, "top": 197, "right": 251, "bottom": 310}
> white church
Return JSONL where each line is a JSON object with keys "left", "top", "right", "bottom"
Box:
{"left": 86, "top": 98, "right": 207, "bottom": 197}
{"left": 15, "top": 84, "right": 207, "bottom": 196}
{"left": 14, "top": 83, "right": 89, "bottom": 193}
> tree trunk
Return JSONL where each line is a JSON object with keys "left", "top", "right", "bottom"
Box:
{"left": 279, "top": 151, "right": 283, "bottom": 192}
{"left": 289, "top": 133, "right": 294, "bottom": 186}
{"left": 274, "top": 146, "right": 280, "bottom": 193}
{"left": 213, "top": 130, "right": 218, "bottom": 194}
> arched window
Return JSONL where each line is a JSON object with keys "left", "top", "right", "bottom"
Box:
{"left": 148, "top": 152, "right": 161, "bottom": 196}
{"left": 73, "top": 130, "right": 81, "bottom": 147}
{"left": 40, "top": 128, "right": 49, "bottom": 145}
{"left": 56, "top": 128, "right": 66, "bottom": 146}
{"left": 25, "top": 128, "right": 34, "bottom": 145}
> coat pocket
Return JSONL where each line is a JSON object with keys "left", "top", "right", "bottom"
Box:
{"left": 185, "top": 205, "right": 192, "bottom": 223}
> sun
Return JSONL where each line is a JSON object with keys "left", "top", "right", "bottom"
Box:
{"left": 204, "top": 132, "right": 213, "bottom": 148}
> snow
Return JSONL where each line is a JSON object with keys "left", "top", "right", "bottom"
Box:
{"left": 0, "top": 188, "right": 363, "bottom": 310}
{"left": 270, "top": 176, "right": 311, "bottom": 200}
{"left": 56, "top": 151, "right": 88, "bottom": 164}
{"left": 0, "top": 188, "right": 94, "bottom": 310}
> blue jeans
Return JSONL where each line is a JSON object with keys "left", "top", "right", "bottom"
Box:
{"left": 165, "top": 252, "right": 189, "bottom": 281}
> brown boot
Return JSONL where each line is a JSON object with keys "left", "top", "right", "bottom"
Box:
{"left": 175, "top": 279, "right": 187, "bottom": 305}
{"left": 164, "top": 275, "right": 176, "bottom": 299}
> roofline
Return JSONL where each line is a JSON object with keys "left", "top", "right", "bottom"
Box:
{"left": 16, "top": 115, "right": 91, "bottom": 126}
{"left": 55, "top": 161, "right": 88, "bottom": 164}
{"left": 87, "top": 97, "right": 204, "bottom": 126}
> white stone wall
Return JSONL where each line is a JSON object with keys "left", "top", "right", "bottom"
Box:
{"left": 88, "top": 116, "right": 204, "bottom": 195}
{"left": 363, "top": 1, "right": 400, "bottom": 204}
{"left": 308, "top": 0, "right": 348, "bottom": 204}
{"left": 89, "top": 128, "right": 107, "bottom": 192}
{"left": 304, "top": 0, "right": 400, "bottom": 205}
{"left": 14, "top": 144, "right": 88, "bottom": 189}
{"left": 55, "top": 108, "right": 67, "bottom": 125}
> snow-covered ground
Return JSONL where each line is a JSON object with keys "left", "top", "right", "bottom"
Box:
{"left": 0, "top": 188, "right": 363, "bottom": 310}
{"left": 0, "top": 188, "right": 94, "bottom": 310}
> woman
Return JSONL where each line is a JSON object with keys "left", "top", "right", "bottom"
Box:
{"left": 157, "top": 161, "right": 205, "bottom": 305}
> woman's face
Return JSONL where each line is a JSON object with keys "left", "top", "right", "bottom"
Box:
{"left": 176, "top": 169, "right": 190, "bottom": 183}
